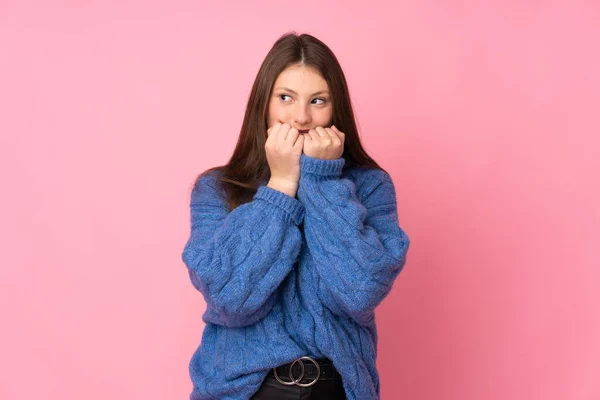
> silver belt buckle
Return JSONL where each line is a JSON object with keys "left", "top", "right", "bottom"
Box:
{"left": 272, "top": 356, "right": 321, "bottom": 387}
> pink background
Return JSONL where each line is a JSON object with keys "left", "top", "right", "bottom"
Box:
{"left": 1, "top": 1, "right": 598, "bottom": 399}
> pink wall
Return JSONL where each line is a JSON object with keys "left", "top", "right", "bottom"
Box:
{"left": 1, "top": 1, "right": 598, "bottom": 399}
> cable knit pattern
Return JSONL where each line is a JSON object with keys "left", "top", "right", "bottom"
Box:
{"left": 181, "top": 153, "right": 410, "bottom": 400}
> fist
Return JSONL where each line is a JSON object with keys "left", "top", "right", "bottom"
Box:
{"left": 302, "top": 125, "right": 345, "bottom": 160}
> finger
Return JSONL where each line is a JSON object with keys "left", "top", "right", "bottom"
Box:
{"left": 331, "top": 125, "right": 344, "bottom": 137}
{"left": 293, "top": 132, "right": 304, "bottom": 151}
{"left": 315, "top": 127, "right": 331, "bottom": 143}
{"left": 306, "top": 129, "right": 318, "bottom": 141}
{"left": 267, "top": 120, "right": 282, "bottom": 137}
{"left": 331, "top": 126, "right": 345, "bottom": 146}
{"left": 325, "top": 127, "right": 339, "bottom": 142}
{"left": 277, "top": 123, "right": 291, "bottom": 144}
{"left": 326, "top": 129, "right": 343, "bottom": 151}
{"left": 287, "top": 127, "right": 299, "bottom": 143}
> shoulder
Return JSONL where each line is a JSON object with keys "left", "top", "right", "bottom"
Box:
{"left": 344, "top": 165, "right": 394, "bottom": 199}
{"left": 345, "top": 165, "right": 392, "bottom": 182}
{"left": 190, "top": 168, "right": 227, "bottom": 206}
{"left": 193, "top": 169, "right": 223, "bottom": 189}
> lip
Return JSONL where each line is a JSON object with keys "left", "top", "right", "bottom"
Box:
{"left": 298, "top": 129, "right": 310, "bottom": 134}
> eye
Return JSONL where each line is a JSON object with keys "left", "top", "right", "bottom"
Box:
{"left": 279, "top": 94, "right": 292, "bottom": 102}
{"left": 313, "top": 98, "right": 327, "bottom": 105}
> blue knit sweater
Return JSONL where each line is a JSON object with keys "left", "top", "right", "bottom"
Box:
{"left": 181, "top": 154, "right": 410, "bottom": 400}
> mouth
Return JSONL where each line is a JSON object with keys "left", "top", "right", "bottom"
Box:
{"left": 298, "top": 129, "right": 310, "bottom": 134}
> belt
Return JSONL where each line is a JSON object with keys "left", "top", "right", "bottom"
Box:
{"left": 268, "top": 356, "right": 342, "bottom": 387}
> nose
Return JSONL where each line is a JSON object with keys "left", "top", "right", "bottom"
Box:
{"left": 293, "top": 104, "right": 311, "bottom": 126}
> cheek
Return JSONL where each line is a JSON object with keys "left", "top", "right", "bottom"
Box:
{"left": 268, "top": 103, "right": 286, "bottom": 121}
{"left": 316, "top": 110, "right": 333, "bottom": 126}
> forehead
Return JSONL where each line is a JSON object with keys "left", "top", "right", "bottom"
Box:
{"left": 274, "top": 65, "right": 329, "bottom": 90}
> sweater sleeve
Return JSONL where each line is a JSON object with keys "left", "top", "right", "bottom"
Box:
{"left": 181, "top": 172, "right": 305, "bottom": 328}
{"left": 297, "top": 154, "right": 410, "bottom": 326}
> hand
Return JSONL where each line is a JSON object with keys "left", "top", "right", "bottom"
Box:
{"left": 302, "top": 125, "right": 345, "bottom": 160}
{"left": 265, "top": 120, "right": 305, "bottom": 197}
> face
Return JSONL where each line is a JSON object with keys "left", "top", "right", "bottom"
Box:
{"left": 267, "top": 64, "right": 333, "bottom": 134}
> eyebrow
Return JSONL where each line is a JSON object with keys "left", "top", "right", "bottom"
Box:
{"left": 275, "top": 87, "right": 330, "bottom": 96}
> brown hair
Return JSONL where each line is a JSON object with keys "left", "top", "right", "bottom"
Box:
{"left": 193, "top": 31, "right": 386, "bottom": 211}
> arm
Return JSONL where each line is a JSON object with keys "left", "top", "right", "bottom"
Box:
{"left": 181, "top": 172, "right": 305, "bottom": 328}
{"left": 297, "top": 154, "right": 410, "bottom": 326}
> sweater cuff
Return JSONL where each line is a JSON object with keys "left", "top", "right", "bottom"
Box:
{"left": 300, "top": 153, "right": 345, "bottom": 176}
{"left": 254, "top": 185, "right": 305, "bottom": 225}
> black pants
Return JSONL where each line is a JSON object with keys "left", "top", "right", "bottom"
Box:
{"left": 250, "top": 373, "right": 347, "bottom": 400}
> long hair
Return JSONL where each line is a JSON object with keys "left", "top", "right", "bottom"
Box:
{"left": 193, "top": 31, "right": 385, "bottom": 212}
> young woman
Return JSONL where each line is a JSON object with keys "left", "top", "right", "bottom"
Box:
{"left": 181, "top": 32, "right": 410, "bottom": 400}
